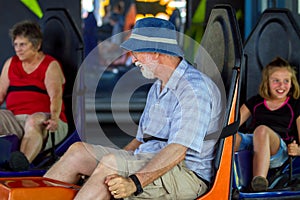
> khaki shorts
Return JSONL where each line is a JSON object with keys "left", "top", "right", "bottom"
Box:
{"left": 92, "top": 145, "right": 208, "bottom": 199}
{"left": 0, "top": 110, "right": 68, "bottom": 150}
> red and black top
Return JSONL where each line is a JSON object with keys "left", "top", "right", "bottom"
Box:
{"left": 6, "top": 55, "right": 67, "bottom": 122}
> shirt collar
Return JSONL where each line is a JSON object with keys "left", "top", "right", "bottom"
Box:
{"left": 164, "top": 59, "right": 188, "bottom": 90}
{"left": 153, "top": 59, "right": 189, "bottom": 93}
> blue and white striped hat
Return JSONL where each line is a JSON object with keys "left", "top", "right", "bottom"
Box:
{"left": 121, "top": 17, "right": 184, "bottom": 57}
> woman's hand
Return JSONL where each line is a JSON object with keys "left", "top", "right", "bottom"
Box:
{"left": 44, "top": 118, "right": 58, "bottom": 132}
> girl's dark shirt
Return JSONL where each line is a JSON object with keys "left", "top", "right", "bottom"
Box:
{"left": 245, "top": 94, "right": 300, "bottom": 144}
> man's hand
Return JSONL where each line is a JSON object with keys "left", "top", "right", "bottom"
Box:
{"left": 288, "top": 140, "right": 300, "bottom": 156}
{"left": 105, "top": 174, "right": 137, "bottom": 199}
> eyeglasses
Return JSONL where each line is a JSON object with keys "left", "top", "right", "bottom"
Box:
{"left": 13, "top": 42, "right": 29, "bottom": 49}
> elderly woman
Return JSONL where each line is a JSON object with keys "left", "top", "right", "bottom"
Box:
{"left": 0, "top": 20, "right": 68, "bottom": 171}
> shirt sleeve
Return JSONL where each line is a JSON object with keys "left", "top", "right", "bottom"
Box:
{"left": 245, "top": 95, "right": 262, "bottom": 114}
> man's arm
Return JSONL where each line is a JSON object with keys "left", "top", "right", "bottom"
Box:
{"left": 44, "top": 60, "right": 65, "bottom": 131}
{"left": 135, "top": 143, "right": 187, "bottom": 187}
{"left": 123, "top": 138, "right": 142, "bottom": 151}
{"left": 106, "top": 143, "right": 187, "bottom": 198}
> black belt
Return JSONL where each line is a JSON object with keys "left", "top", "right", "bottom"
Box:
{"left": 193, "top": 172, "right": 210, "bottom": 188}
{"left": 143, "top": 135, "right": 168, "bottom": 142}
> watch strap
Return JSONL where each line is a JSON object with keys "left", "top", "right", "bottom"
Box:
{"left": 129, "top": 174, "right": 143, "bottom": 196}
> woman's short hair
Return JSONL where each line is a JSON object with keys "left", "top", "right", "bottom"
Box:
{"left": 9, "top": 20, "right": 43, "bottom": 51}
{"left": 259, "top": 56, "right": 300, "bottom": 99}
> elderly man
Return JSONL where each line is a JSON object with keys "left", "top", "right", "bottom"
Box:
{"left": 44, "top": 17, "right": 224, "bottom": 200}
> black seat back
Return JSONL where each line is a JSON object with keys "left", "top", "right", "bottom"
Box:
{"left": 200, "top": 4, "right": 243, "bottom": 97}
{"left": 195, "top": 5, "right": 243, "bottom": 197}
{"left": 39, "top": 8, "right": 84, "bottom": 134}
{"left": 199, "top": 2, "right": 242, "bottom": 157}
{"left": 242, "top": 8, "right": 300, "bottom": 104}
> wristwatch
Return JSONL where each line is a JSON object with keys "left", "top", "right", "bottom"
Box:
{"left": 129, "top": 174, "right": 143, "bottom": 196}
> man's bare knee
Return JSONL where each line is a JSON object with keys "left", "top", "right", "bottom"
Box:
{"left": 66, "top": 142, "right": 86, "bottom": 156}
{"left": 96, "top": 153, "right": 118, "bottom": 173}
{"left": 64, "top": 142, "right": 97, "bottom": 164}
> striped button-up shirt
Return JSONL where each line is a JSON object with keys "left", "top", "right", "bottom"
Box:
{"left": 134, "top": 59, "right": 224, "bottom": 182}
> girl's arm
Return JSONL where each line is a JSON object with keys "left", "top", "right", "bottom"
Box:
{"left": 239, "top": 104, "right": 251, "bottom": 126}
{"left": 288, "top": 116, "right": 300, "bottom": 156}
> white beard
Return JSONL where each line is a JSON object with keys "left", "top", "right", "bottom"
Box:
{"left": 135, "top": 61, "right": 156, "bottom": 79}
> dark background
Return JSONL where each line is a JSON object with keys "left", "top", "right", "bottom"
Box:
{"left": 0, "top": 0, "right": 81, "bottom": 68}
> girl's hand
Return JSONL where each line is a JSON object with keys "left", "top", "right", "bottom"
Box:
{"left": 288, "top": 140, "right": 300, "bottom": 156}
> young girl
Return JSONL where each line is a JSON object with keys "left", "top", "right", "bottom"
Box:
{"left": 234, "top": 57, "right": 300, "bottom": 192}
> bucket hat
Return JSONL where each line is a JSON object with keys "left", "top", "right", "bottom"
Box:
{"left": 120, "top": 17, "right": 184, "bottom": 57}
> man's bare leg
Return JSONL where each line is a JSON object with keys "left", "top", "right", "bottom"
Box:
{"left": 74, "top": 154, "right": 118, "bottom": 200}
{"left": 44, "top": 142, "right": 98, "bottom": 184}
